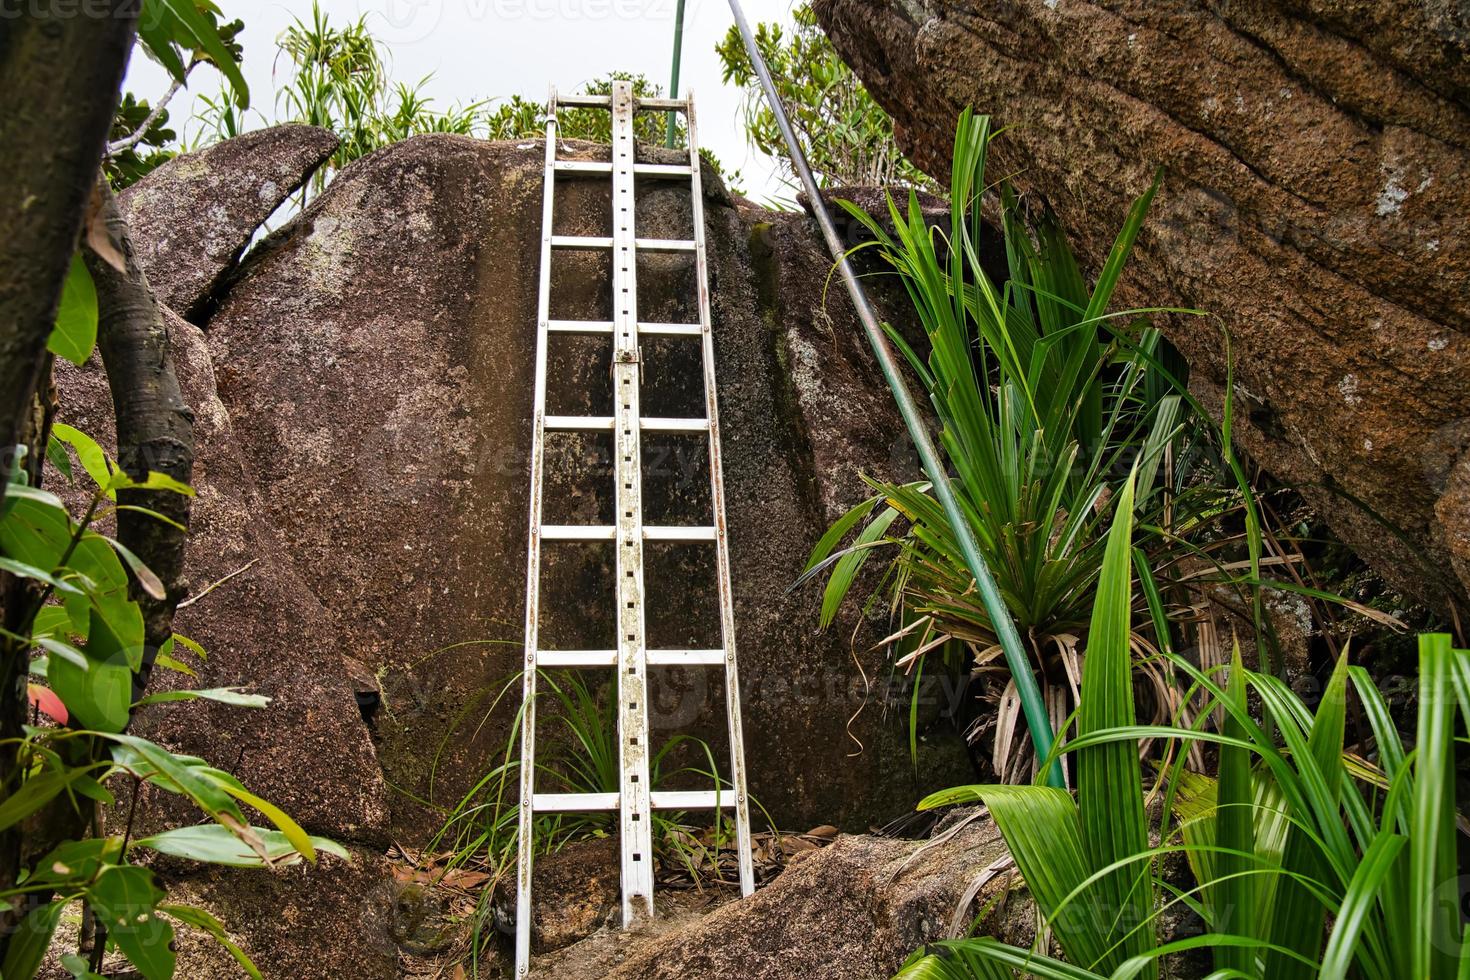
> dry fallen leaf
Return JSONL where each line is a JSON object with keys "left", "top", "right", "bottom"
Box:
{"left": 84, "top": 183, "right": 126, "bottom": 273}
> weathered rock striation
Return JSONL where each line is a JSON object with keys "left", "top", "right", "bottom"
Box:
{"left": 815, "top": 0, "right": 1470, "bottom": 607}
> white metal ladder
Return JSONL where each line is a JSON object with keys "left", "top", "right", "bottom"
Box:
{"left": 515, "top": 81, "right": 755, "bottom": 976}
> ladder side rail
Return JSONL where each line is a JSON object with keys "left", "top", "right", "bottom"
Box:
{"left": 515, "top": 91, "right": 561, "bottom": 979}
{"left": 684, "top": 93, "right": 756, "bottom": 896}
{"left": 610, "top": 79, "right": 656, "bottom": 923}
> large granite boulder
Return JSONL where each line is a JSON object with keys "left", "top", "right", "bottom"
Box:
{"left": 53, "top": 309, "right": 397, "bottom": 977}
{"left": 202, "top": 132, "right": 963, "bottom": 839}
{"left": 814, "top": 0, "right": 1470, "bottom": 608}
{"left": 51, "top": 124, "right": 975, "bottom": 975}
{"left": 118, "top": 124, "right": 339, "bottom": 319}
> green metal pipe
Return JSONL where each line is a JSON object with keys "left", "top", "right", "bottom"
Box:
{"left": 665, "top": 0, "right": 686, "bottom": 148}
{"left": 723, "top": 0, "right": 1064, "bottom": 788}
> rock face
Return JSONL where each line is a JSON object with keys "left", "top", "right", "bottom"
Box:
{"left": 118, "top": 124, "right": 339, "bottom": 319}
{"left": 203, "top": 132, "right": 962, "bottom": 840}
{"left": 53, "top": 309, "right": 397, "bottom": 978}
{"left": 52, "top": 126, "right": 973, "bottom": 975}
{"left": 815, "top": 0, "right": 1470, "bottom": 608}
{"left": 593, "top": 821, "right": 1011, "bottom": 980}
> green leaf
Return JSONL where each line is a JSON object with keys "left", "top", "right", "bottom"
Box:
{"left": 1318, "top": 832, "right": 1406, "bottom": 980}
{"left": 60, "top": 951, "right": 109, "bottom": 979}
{"left": 1, "top": 900, "right": 65, "bottom": 979}
{"left": 50, "top": 607, "right": 134, "bottom": 732}
{"left": 1073, "top": 469, "right": 1153, "bottom": 975}
{"left": 45, "top": 435, "right": 74, "bottom": 482}
{"left": 47, "top": 254, "right": 97, "bottom": 366}
{"left": 977, "top": 784, "right": 1109, "bottom": 971}
{"left": 134, "top": 686, "right": 269, "bottom": 709}
{"left": 107, "top": 468, "right": 195, "bottom": 497}
{"left": 98, "top": 533, "right": 167, "bottom": 600}
{"left": 1412, "top": 634, "right": 1459, "bottom": 979}
{"left": 134, "top": 825, "right": 347, "bottom": 868}
{"left": 51, "top": 423, "right": 112, "bottom": 491}
{"left": 0, "top": 767, "right": 91, "bottom": 832}
{"left": 159, "top": 904, "right": 262, "bottom": 980}
{"left": 88, "top": 865, "right": 174, "bottom": 980}
{"left": 154, "top": 0, "right": 250, "bottom": 108}
{"left": 0, "top": 556, "right": 83, "bottom": 594}
{"left": 30, "top": 837, "right": 123, "bottom": 887}
{"left": 1209, "top": 640, "right": 1257, "bottom": 970}
{"left": 221, "top": 783, "right": 315, "bottom": 862}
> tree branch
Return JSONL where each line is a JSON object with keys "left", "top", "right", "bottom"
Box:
{"left": 106, "top": 62, "right": 195, "bottom": 157}
{"left": 82, "top": 178, "right": 196, "bottom": 701}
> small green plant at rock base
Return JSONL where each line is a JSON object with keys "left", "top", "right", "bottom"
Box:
{"left": 430, "top": 669, "right": 756, "bottom": 976}
{"left": 894, "top": 474, "right": 1470, "bottom": 978}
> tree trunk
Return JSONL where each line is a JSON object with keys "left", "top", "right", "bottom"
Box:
{"left": 83, "top": 178, "right": 196, "bottom": 696}
{"left": 0, "top": 3, "right": 138, "bottom": 944}
{"left": 0, "top": 1, "right": 137, "bottom": 495}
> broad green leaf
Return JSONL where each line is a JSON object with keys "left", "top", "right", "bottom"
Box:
{"left": 0, "top": 767, "right": 91, "bottom": 832}
{"left": 159, "top": 904, "right": 262, "bottom": 980}
{"left": 50, "top": 607, "right": 133, "bottom": 732}
{"left": 111, "top": 469, "right": 195, "bottom": 496}
{"left": 1, "top": 900, "right": 65, "bottom": 979}
{"left": 0, "top": 556, "right": 83, "bottom": 594}
{"left": 51, "top": 423, "right": 112, "bottom": 491}
{"left": 99, "top": 533, "right": 167, "bottom": 600}
{"left": 134, "top": 686, "right": 269, "bottom": 709}
{"left": 221, "top": 784, "right": 315, "bottom": 862}
{"left": 45, "top": 435, "right": 73, "bottom": 482}
{"left": 30, "top": 837, "right": 123, "bottom": 886}
{"left": 47, "top": 254, "right": 97, "bottom": 366}
{"left": 135, "top": 825, "right": 347, "bottom": 868}
{"left": 88, "top": 865, "right": 173, "bottom": 980}
{"left": 153, "top": 0, "right": 249, "bottom": 107}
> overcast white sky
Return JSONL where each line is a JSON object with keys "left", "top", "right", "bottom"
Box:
{"left": 123, "top": 0, "right": 800, "bottom": 200}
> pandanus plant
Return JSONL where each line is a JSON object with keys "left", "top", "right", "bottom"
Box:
{"left": 897, "top": 471, "right": 1470, "bottom": 979}
{"left": 803, "top": 110, "right": 1259, "bottom": 777}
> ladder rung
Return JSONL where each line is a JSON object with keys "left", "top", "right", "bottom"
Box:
{"left": 531, "top": 790, "right": 732, "bottom": 811}
{"left": 636, "top": 97, "right": 686, "bottom": 112}
{"left": 636, "top": 238, "right": 697, "bottom": 253}
{"left": 545, "top": 320, "right": 701, "bottom": 337}
{"left": 545, "top": 415, "right": 614, "bottom": 431}
{"left": 650, "top": 790, "right": 736, "bottom": 810}
{"left": 635, "top": 163, "right": 693, "bottom": 178}
{"left": 536, "top": 650, "right": 617, "bottom": 667}
{"left": 639, "top": 322, "right": 703, "bottom": 336}
{"left": 643, "top": 526, "right": 717, "bottom": 541}
{"left": 535, "top": 649, "right": 725, "bottom": 668}
{"left": 543, "top": 416, "right": 709, "bottom": 433}
{"left": 647, "top": 649, "right": 726, "bottom": 666}
{"left": 548, "top": 236, "right": 696, "bottom": 254}
{"left": 553, "top": 160, "right": 611, "bottom": 175}
{"left": 548, "top": 319, "right": 614, "bottom": 335}
{"left": 555, "top": 94, "right": 611, "bottom": 108}
{"left": 641, "top": 417, "right": 709, "bottom": 433}
{"left": 534, "top": 792, "right": 618, "bottom": 812}
{"left": 540, "top": 525, "right": 716, "bottom": 542}
{"left": 540, "top": 524, "right": 615, "bottom": 541}
{"left": 551, "top": 162, "right": 691, "bottom": 179}
{"left": 550, "top": 235, "right": 613, "bottom": 250}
